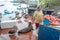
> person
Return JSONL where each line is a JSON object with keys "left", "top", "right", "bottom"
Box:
{"left": 33, "top": 6, "right": 43, "bottom": 38}
{"left": 33, "top": 6, "right": 43, "bottom": 29}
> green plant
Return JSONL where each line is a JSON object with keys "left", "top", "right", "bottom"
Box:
{"left": 36, "top": 0, "right": 60, "bottom": 8}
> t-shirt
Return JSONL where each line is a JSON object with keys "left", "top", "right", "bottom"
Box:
{"left": 33, "top": 10, "right": 43, "bottom": 23}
